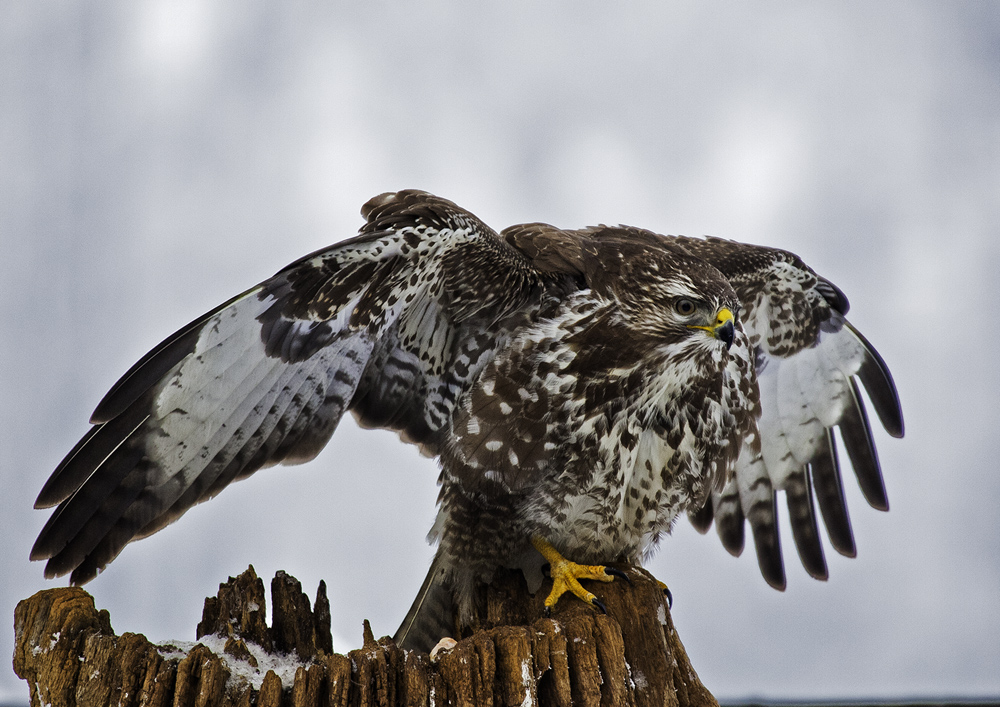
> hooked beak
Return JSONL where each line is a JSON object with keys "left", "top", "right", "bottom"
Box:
{"left": 688, "top": 307, "right": 735, "bottom": 350}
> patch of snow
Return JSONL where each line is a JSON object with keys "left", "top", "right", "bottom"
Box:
{"left": 34, "top": 681, "right": 52, "bottom": 707}
{"left": 520, "top": 658, "right": 535, "bottom": 707}
{"left": 155, "top": 642, "right": 191, "bottom": 662}
{"left": 156, "top": 635, "right": 310, "bottom": 692}
{"left": 632, "top": 667, "right": 647, "bottom": 691}
{"left": 34, "top": 631, "right": 62, "bottom": 657}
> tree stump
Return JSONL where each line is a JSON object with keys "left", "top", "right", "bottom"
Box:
{"left": 14, "top": 565, "right": 717, "bottom": 707}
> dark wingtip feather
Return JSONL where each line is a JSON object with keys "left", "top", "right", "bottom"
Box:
{"left": 713, "top": 489, "right": 746, "bottom": 557}
{"left": 31, "top": 431, "right": 148, "bottom": 571}
{"left": 811, "top": 431, "right": 857, "bottom": 558}
{"left": 34, "top": 404, "right": 149, "bottom": 512}
{"left": 754, "top": 537, "right": 787, "bottom": 591}
{"left": 846, "top": 322, "right": 904, "bottom": 438}
{"left": 68, "top": 564, "right": 99, "bottom": 586}
{"left": 35, "top": 426, "right": 104, "bottom": 509}
{"left": 841, "top": 379, "right": 890, "bottom": 512}
{"left": 65, "top": 522, "right": 136, "bottom": 585}
{"left": 747, "top": 491, "right": 786, "bottom": 591}
{"left": 784, "top": 473, "right": 829, "bottom": 581}
{"left": 688, "top": 499, "right": 714, "bottom": 534}
{"left": 29, "top": 530, "right": 55, "bottom": 563}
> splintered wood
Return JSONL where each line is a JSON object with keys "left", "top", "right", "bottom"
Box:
{"left": 14, "top": 565, "right": 717, "bottom": 707}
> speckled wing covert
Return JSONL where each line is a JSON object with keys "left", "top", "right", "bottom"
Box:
{"left": 677, "top": 236, "right": 904, "bottom": 589}
{"left": 31, "top": 191, "right": 564, "bottom": 584}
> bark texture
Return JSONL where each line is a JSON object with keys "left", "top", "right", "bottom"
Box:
{"left": 14, "top": 565, "right": 717, "bottom": 707}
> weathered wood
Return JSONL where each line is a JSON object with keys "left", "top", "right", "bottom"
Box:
{"left": 14, "top": 565, "right": 718, "bottom": 707}
{"left": 196, "top": 564, "right": 272, "bottom": 650}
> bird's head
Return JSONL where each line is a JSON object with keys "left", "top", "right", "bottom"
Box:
{"left": 616, "top": 263, "right": 740, "bottom": 352}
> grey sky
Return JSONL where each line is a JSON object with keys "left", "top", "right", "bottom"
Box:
{"left": 2, "top": 2, "right": 998, "bottom": 702}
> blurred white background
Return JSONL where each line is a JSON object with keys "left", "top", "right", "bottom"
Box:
{"left": 2, "top": 2, "right": 998, "bottom": 703}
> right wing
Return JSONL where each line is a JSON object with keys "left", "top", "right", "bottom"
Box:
{"left": 682, "top": 236, "right": 904, "bottom": 589}
{"left": 30, "top": 190, "right": 559, "bottom": 584}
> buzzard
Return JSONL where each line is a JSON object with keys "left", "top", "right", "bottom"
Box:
{"left": 31, "top": 190, "right": 903, "bottom": 652}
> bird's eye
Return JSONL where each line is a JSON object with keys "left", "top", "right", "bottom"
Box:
{"left": 674, "top": 298, "right": 696, "bottom": 316}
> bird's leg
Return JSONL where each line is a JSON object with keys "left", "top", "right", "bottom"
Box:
{"left": 531, "top": 536, "right": 629, "bottom": 614}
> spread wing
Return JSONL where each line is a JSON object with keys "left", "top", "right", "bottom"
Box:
{"left": 31, "top": 190, "right": 557, "bottom": 584}
{"left": 680, "top": 236, "right": 904, "bottom": 589}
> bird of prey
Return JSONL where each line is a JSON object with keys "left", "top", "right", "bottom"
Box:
{"left": 31, "top": 190, "right": 903, "bottom": 652}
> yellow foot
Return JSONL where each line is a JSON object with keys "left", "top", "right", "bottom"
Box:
{"left": 531, "top": 536, "right": 630, "bottom": 614}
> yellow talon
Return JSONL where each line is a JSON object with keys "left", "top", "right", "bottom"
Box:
{"left": 531, "top": 537, "right": 616, "bottom": 610}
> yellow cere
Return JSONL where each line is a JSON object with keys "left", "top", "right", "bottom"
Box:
{"left": 715, "top": 307, "right": 734, "bottom": 326}
{"left": 687, "top": 307, "right": 734, "bottom": 334}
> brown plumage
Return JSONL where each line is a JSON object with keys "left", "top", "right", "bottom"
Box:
{"left": 31, "top": 190, "right": 903, "bottom": 652}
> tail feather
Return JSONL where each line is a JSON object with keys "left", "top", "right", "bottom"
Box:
{"left": 394, "top": 553, "right": 455, "bottom": 653}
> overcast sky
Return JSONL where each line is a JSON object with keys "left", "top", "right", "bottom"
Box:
{"left": 2, "top": 2, "right": 999, "bottom": 703}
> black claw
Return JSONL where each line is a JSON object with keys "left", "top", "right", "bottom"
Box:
{"left": 541, "top": 563, "right": 551, "bottom": 576}
{"left": 591, "top": 598, "right": 608, "bottom": 615}
{"left": 543, "top": 605, "right": 552, "bottom": 618}
{"left": 663, "top": 586, "right": 673, "bottom": 609}
{"left": 604, "top": 567, "right": 631, "bottom": 584}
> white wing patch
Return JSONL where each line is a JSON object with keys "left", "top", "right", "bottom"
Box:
{"left": 757, "top": 313, "right": 865, "bottom": 489}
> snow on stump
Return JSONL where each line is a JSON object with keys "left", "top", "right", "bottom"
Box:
{"left": 14, "top": 564, "right": 718, "bottom": 707}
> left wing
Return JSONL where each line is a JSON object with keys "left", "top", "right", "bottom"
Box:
{"left": 680, "top": 237, "right": 904, "bottom": 588}
{"left": 30, "top": 190, "right": 567, "bottom": 584}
